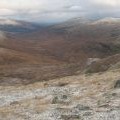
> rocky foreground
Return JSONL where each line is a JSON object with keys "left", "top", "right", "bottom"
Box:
{"left": 0, "top": 68, "right": 120, "bottom": 120}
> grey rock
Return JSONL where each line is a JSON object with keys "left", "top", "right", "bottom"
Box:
{"left": 114, "top": 80, "right": 120, "bottom": 88}
{"left": 74, "top": 104, "right": 91, "bottom": 111}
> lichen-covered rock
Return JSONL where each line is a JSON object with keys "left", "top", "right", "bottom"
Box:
{"left": 74, "top": 104, "right": 91, "bottom": 111}
{"left": 52, "top": 94, "right": 70, "bottom": 104}
{"left": 61, "top": 115, "right": 81, "bottom": 120}
{"left": 114, "top": 80, "right": 120, "bottom": 88}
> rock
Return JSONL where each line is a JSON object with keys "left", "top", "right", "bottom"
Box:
{"left": 10, "top": 101, "right": 19, "bottom": 105}
{"left": 98, "top": 104, "right": 109, "bottom": 108}
{"left": 61, "top": 115, "right": 81, "bottom": 120}
{"left": 87, "top": 58, "right": 100, "bottom": 66}
{"left": 83, "top": 112, "right": 92, "bottom": 116}
{"left": 52, "top": 96, "right": 59, "bottom": 104}
{"left": 52, "top": 94, "right": 69, "bottom": 104}
{"left": 62, "top": 95, "right": 68, "bottom": 99}
{"left": 114, "top": 80, "right": 120, "bottom": 88}
{"left": 111, "top": 93, "right": 117, "bottom": 96}
{"left": 74, "top": 104, "right": 91, "bottom": 111}
{"left": 57, "top": 82, "right": 69, "bottom": 87}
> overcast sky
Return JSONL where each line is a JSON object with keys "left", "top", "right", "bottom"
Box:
{"left": 0, "top": 0, "right": 120, "bottom": 23}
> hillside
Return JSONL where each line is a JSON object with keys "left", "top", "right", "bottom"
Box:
{"left": 0, "top": 62, "right": 120, "bottom": 120}
{"left": 15, "top": 17, "right": 120, "bottom": 64}
{"left": 0, "top": 17, "right": 120, "bottom": 120}
{"left": 0, "top": 19, "right": 42, "bottom": 33}
{"left": 0, "top": 18, "right": 120, "bottom": 84}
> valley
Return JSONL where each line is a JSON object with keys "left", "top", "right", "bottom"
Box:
{"left": 0, "top": 17, "right": 120, "bottom": 120}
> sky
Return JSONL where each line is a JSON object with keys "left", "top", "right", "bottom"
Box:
{"left": 0, "top": 0, "right": 120, "bottom": 23}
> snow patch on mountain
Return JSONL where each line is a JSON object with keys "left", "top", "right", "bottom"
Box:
{"left": 92, "top": 17, "right": 120, "bottom": 25}
{"left": 0, "top": 19, "right": 21, "bottom": 26}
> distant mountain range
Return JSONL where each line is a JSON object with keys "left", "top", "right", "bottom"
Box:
{"left": 92, "top": 17, "right": 120, "bottom": 25}
{"left": 0, "top": 17, "right": 120, "bottom": 33}
{"left": 0, "top": 17, "right": 120, "bottom": 70}
{"left": 0, "top": 19, "right": 42, "bottom": 33}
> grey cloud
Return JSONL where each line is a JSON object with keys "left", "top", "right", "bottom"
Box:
{"left": 0, "top": 0, "right": 120, "bottom": 23}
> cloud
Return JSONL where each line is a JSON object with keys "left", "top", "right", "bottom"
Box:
{"left": 0, "top": 9, "right": 16, "bottom": 16}
{"left": 91, "top": 0, "right": 120, "bottom": 7}
{"left": 0, "top": 0, "right": 120, "bottom": 23}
